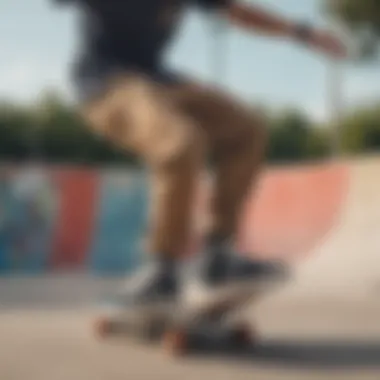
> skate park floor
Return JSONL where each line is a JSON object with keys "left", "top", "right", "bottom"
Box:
{"left": 1, "top": 274, "right": 380, "bottom": 380}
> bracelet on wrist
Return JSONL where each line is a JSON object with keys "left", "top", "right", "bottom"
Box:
{"left": 293, "top": 23, "right": 313, "bottom": 42}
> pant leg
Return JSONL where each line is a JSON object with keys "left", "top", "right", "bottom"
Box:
{"left": 169, "top": 82, "right": 267, "bottom": 242}
{"left": 80, "top": 73, "right": 205, "bottom": 258}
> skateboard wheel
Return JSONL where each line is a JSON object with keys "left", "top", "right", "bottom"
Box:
{"left": 229, "top": 323, "right": 255, "bottom": 347}
{"left": 140, "top": 319, "right": 166, "bottom": 342}
{"left": 162, "top": 329, "right": 189, "bottom": 356}
{"left": 94, "top": 317, "right": 115, "bottom": 339}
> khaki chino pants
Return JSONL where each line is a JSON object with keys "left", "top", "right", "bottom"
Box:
{"left": 80, "top": 72, "right": 266, "bottom": 258}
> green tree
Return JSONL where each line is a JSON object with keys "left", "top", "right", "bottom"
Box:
{"left": 324, "top": 0, "right": 380, "bottom": 59}
{"left": 2, "top": 90, "right": 379, "bottom": 166}
{"left": 35, "top": 90, "right": 139, "bottom": 166}
{"left": 306, "top": 127, "right": 331, "bottom": 159}
{"left": 0, "top": 102, "right": 38, "bottom": 161}
{"left": 338, "top": 102, "right": 380, "bottom": 153}
{"left": 0, "top": 90, "right": 140, "bottom": 166}
{"left": 266, "top": 109, "right": 328, "bottom": 162}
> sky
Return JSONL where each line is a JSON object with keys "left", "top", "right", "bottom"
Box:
{"left": 0, "top": 0, "right": 379, "bottom": 121}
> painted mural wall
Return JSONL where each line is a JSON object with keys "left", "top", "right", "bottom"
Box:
{"left": 0, "top": 165, "right": 148, "bottom": 274}
{"left": 0, "top": 161, "right": 349, "bottom": 274}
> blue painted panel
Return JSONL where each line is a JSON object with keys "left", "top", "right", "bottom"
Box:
{"left": 0, "top": 169, "right": 58, "bottom": 273}
{"left": 88, "top": 171, "right": 149, "bottom": 274}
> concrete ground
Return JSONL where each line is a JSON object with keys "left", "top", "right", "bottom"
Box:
{"left": 1, "top": 275, "right": 380, "bottom": 380}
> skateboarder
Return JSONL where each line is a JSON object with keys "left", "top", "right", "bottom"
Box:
{"left": 54, "top": 0, "right": 346, "bottom": 309}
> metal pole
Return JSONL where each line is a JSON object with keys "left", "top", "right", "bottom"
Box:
{"left": 210, "top": 13, "right": 227, "bottom": 86}
{"left": 326, "top": 12, "right": 346, "bottom": 157}
{"left": 327, "top": 57, "right": 344, "bottom": 156}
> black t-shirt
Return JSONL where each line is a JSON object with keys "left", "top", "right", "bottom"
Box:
{"left": 55, "top": 0, "right": 230, "bottom": 100}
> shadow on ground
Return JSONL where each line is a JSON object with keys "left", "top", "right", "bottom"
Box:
{"left": 187, "top": 339, "right": 380, "bottom": 369}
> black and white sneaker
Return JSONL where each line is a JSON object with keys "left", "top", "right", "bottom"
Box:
{"left": 110, "top": 258, "right": 179, "bottom": 313}
{"left": 182, "top": 239, "right": 288, "bottom": 311}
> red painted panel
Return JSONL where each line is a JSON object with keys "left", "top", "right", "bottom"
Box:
{"left": 238, "top": 163, "right": 350, "bottom": 260}
{"left": 49, "top": 169, "right": 99, "bottom": 269}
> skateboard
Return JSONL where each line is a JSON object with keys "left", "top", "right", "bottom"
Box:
{"left": 93, "top": 268, "right": 289, "bottom": 356}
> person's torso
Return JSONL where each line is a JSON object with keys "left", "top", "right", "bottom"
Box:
{"left": 75, "top": 0, "right": 188, "bottom": 77}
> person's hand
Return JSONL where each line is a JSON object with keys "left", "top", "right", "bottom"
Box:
{"left": 308, "top": 29, "right": 347, "bottom": 60}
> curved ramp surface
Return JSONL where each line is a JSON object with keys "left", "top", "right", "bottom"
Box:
{"left": 289, "top": 156, "right": 380, "bottom": 296}
{"left": 1, "top": 156, "right": 380, "bottom": 379}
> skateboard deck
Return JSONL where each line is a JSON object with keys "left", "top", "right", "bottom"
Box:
{"left": 93, "top": 266, "right": 290, "bottom": 355}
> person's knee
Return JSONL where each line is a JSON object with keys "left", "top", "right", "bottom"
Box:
{"left": 237, "top": 109, "right": 268, "bottom": 154}
{"left": 153, "top": 122, "right": 205, "bottom": 172}
{"left": 171, "top": 127, "right": 204, "bottom": 171}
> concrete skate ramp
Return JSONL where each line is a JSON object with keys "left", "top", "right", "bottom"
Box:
{"left": 1, "top": 154, "right": 379, "bottom": 286}
{"left": 1, "top": 155, "right": 380, "bottom": 305}
{"left": 284, "top": 155, "right": 380, "bottom": 296}
{"left": 1, "top": 156, "right": 380, "bottom": 380}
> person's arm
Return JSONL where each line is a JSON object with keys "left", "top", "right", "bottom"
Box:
{"left": 53, "top": 0, "right": 76, "bottom": 5}
{"left": 227, "top": 2, "right": 297, "bottom": 37}
{"left": 223, "top": 2, "right": 347, "bottom": 59}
